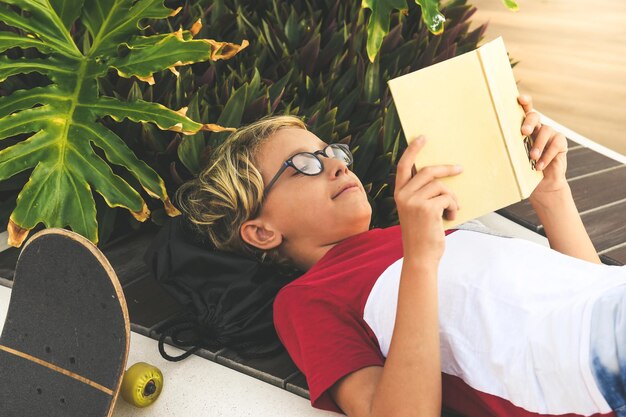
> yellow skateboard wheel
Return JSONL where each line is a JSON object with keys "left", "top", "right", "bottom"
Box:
{"left": 120, "top": 362, "right": 163, "bottom": 407}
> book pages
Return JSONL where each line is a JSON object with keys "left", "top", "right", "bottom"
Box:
{"left": 478, "top": 37, "right": 543, "bottom": 198}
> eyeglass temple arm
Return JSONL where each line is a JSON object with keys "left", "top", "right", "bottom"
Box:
{"left": 263, "top": 161, "right": 290, "bottom": 195}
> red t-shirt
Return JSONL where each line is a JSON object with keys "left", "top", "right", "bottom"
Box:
{"left": 273, "top": 225, "right": 456, "bottom": 412}
{"left": 273, "top": 225, "right": 626, "bottom": 417}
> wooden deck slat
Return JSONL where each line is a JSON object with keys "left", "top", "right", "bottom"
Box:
{"left": 565, "top": 146, "right": 622, "bottom": 179}
{"left": 601, "top": 245, "right": 626, "bottom": 266}
{"left": 496, "top": 140, "right": 625, "bottom": 266}
{"left": 284, "top": 372, "right": 310, "bottom": 399}
{"left": 122, "top": 276, "right": 186, "bottom": 329}
{"left": 215, "top": 348, "right": 300, "bottom": 388}
{"left": 0, "top": 247, "right": 18, "bottom": 280}
{"left": 580, "top": 200, "right": 626, "bottom": 253}
{"left": 499, "top": 197, "right": 626, "bottom": 263}
{"left": 494, "top": 141, "right": 625, "bottom": 233}
{"left": 102, "top": 231, "right": 157, "bottom": 286}
{"left": 568, "top": 165, "right": 626, "bottom": 213}
{"left": 497, "top": 201, "right": 541, "bottom": 232}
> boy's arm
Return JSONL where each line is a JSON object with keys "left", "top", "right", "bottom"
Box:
{"left": 331, "top": 137, "right": 462, "bottom": 417}
{"left": 331, "top": 260, "right": 443, "bottom": 417}
{"left": 529, "top": 184, "right": 601, "bottom": 264}
{"left": 518, "top": 95, "right": 600, "bottom": 264}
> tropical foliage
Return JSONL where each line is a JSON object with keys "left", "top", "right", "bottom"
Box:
{"left": 0, "top": 0, "right": 246, "bottom": 247}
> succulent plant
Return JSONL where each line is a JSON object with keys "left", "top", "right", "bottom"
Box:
{"left": 137, "top": 0, "right": 490, "bottom": 229}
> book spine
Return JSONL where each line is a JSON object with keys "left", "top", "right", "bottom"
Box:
{"left": 476, "top": 49, "right": 524, "bottom": 199}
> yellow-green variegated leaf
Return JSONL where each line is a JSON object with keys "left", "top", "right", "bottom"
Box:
{"left": 82, "top": 0, "right": 175, "bottom": 56}
{"left": 362, "top": 0, "right": 408, "bottom": 63}
{"left": 0, "top": 0, "right": 247, "bottom": 247}
{"left": 124, "top": 30, "right": 193, "bottom": 50}
{"left": 110, "top": 34, "right": 249, "bottom": 84}
{"left": 501, "top": 0, "right": 519, "bottom": 11}
{"left": 414, "top": 0, "right": 446, "bottom": 35}
{"left": 110, "top": 34, "right": 220, "bottom": 82}
{"left": 0, "top": 55, "right": 77, "bottom": 84}
{"left": 89, "top": 97, "right": 203, "bottom": 134}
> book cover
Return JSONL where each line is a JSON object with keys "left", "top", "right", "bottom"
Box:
{"left": 388, "top": 36, "right": 543, "bottom": 229}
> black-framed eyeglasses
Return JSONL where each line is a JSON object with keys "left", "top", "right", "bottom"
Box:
{"left": 263, "top": 143, "right": 353, "bottom": 196}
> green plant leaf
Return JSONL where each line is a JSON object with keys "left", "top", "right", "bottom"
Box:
{"left": 0, "top": 32, "right": 53, "bottom": 54}
{"left": 0, "top": 86, "right": 60, "bottom": 118}
{"left": 89, "top": 97, "right": 203, "bottom": 134}
{"left": 208, "top": 83, "right": 247, "bottom": 147}
{"left": 124, "top": 31, "right": 193, "bottom": 50}
{"left": 415, "top": 0, "right": 446, "bottom": 35}
{"left": 362, "top": 0, "right": 407, "bottom": 63}
{"left": 48, "top": 0, "right": 84, "bottom": 29}
{"left": 336, "top": 88, "right": 360, "bottom": 122}
{"left": 82, "top": 0, "right": 173, "bottom": 56}
{"left": 353, "top": 118, "right": 382, "bottom": 178}
{"left": 0, "top": 56, "right": 77, "bottom": 84}
{"left": 383, "top": 100, "right": 398, "bottom": 152}
{"left": 501, "top": 0, "right": 519, "bottom": 11}
{"left": 0, "top": 0, "right": 80, "bottom": 57}
{"left": 0, "top": 0, "right": 247, "bottom": 247}
{"left": 363, "top": 55, "right": 380, "bottom": 102}
{"left": 177, "top": 92, "right": 205, "bottom": 174}
{"left": 110, "top": 35, "right": 246, "bottom": 82}
{"left": 362, "top": 0, "right": 515, "bottom": 62}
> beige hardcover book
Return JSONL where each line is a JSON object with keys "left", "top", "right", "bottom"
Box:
{"left": 388, "top": 36, "right": 543, "bottom": 229}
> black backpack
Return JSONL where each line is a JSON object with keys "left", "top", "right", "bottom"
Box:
{"left": 143, "top": 216, "right": 298, "bottom": 361}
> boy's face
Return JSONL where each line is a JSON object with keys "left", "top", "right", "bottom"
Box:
{"left": 246, "top": 128, "right": 372, "bottom": 262}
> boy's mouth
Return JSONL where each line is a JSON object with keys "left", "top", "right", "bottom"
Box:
{"left": 332, "top": 182, "right": 359, "bottom": 199}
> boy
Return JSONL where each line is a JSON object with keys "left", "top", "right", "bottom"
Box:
{"left": 175, "top": 95, "right": 626, "bottom": 417}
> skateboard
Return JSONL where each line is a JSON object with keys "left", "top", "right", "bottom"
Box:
{"left": 0, "top": 228, "right": 162, "bottom": 417}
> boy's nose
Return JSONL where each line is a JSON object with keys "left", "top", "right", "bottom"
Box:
{"left": 328, "top": 157, "right": 350, "bottom": 178}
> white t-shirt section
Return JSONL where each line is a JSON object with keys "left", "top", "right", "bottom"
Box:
{"left": 363, "top": 230, "right": 626, "bottom": 416}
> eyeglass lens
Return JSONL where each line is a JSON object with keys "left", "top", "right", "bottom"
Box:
{"left": 292, "top": 153, "right": 322, "bottom": 174}
{"left": 326, "top": 145, "right": 352, "bottom": 164}
{"left": 291, "top": 145, "right": 351, "bottom": 175}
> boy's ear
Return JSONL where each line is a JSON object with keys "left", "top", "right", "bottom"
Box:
{"left": 240, "top": 219, "right": 283, "bottom": 251}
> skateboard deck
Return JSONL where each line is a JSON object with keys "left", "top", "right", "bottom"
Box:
{"left": 0, "top": 228, "right": 130, "bottom": 417}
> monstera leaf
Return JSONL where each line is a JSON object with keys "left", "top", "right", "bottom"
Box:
{"left": 362, "top": 0, "right": 518, "bottom": 62}
{"left": 0, "top": 0, "right": 247, "bottom": 247}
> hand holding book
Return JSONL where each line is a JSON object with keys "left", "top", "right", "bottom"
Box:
{"left": 517, "top": 96, "right": 599, "bottom": 264}
{"left": 394, "top": 135, "right": 463, "bottom": 264}
{"left": 389, "top": 37, "right": 551, "bottom": 228}
{"left": 517, "top": 95, "right": 570, "bottom": 198}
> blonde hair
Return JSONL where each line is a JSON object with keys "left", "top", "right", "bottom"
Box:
{"left": 175, "top": 115, "right": 307, "bottom": 267}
